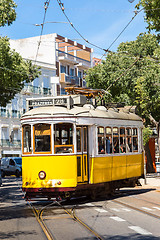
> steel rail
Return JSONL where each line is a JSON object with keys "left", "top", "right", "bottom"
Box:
{"left": 27, "top": 201, "right": 56, "bottom": 240}
{"left": 56, "top": 201, "right": 104, "bottom": 240}
{"left": 112, "top": 199, "right": 160, "bottom": 220}
{"left": 121, "top": 191, "right": 160, "bottom": 207}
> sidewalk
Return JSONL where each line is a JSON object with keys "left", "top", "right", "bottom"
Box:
{"left": 140, "top": 173, "right": 160, "bottom": 188}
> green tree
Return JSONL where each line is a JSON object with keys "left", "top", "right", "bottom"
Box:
{"left": 86, "top": 33, "right": 160, "bottom": 149}
{"left": 0, "top": 0, "right": 41, "bottom": 107}
{"left": 136, "top": 0, "right": 160, "bottom": 39}
{"left": 0, "top": 0, "right": 17, "bottom": 27}
{"left": 0, "top": 37, "right": 41, "bottom": 106}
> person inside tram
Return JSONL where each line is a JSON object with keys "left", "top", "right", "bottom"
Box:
{"left": 113, "top": 138, "right": 119, "bottom": 153}
{"left": 106, "top": 137, "right": 110, "bottom": 154}
{"left": 98, "top": 140, "right": 105, "bottom": 154}
{"left": 120, "top": 138, "right": 125, "bottom": 153}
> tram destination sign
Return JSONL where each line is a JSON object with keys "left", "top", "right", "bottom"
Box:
{"left": 28, "top": 96, "right": 73, "bottom": 109}
{"left": 29, "top": 99, "right": 53, "bottom": 107}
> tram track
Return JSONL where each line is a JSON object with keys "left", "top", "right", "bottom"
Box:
{"left": 106, "top": 197, "right": 160, "bottom": 220}
{"left": 28, "top": 200, "right": 104, "bottom": 240}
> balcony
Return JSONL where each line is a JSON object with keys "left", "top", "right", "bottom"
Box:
{"left": 60, "top": 73, "right": 80, "bottom": 86}
{"left": 57, "top": 50, "right": 91, "bottom": 68}
{"left": 12, "top": 110, "right": 21, "bottom": 118}
{"left": 0, "top": 108, "right": 9, "bottom": 118}
{"left": 1, "top": 139, "right": 21, "bottom": 148}
{"left": 23, "top": 85, "right": 51, "bottom": 96}
{"left": 43, "top": 87, "right": 51, "bottom": 95}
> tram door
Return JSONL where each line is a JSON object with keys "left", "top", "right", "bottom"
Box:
{"left": 76, "top": 126, "right": 88, "bottom": 183}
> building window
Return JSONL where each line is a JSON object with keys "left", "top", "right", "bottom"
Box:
{"left": 61, "top": 88, "right": 67, "bottom": 95}
{"left": 0, "top": 108, "right": 7, "bottom": 117}
{"left": 60, "top": 65, "right": 66, "bottom": 73}
{"left": 70, "top": 68, "right": 74, "bottom": 76}
{"left": 78, "top": 71, "right": 82, "bottom": 78}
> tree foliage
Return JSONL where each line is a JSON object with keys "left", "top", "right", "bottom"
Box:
{"left": 136, "top": 0, "right": 160, "bottom": 39}
{"left": 0, "top": 37, "right": 41, "bottom": 106}
{"left": 0, "top": 0, "right": 17, "bottom": 27}
{"left": 86, "top": 33, "right": 160, "bottom": 126}
{"left": 0, "top": 0, "right": 41, "bottom": 107}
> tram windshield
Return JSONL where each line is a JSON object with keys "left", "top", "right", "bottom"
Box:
{"left": 34, "top": 124, "right": 51, "bottom": 153}
{"left": 54, "top": 123, "right": 73, "bottom": 154}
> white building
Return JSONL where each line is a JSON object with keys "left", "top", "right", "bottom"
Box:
{"left": 0, "top": 33, "right": 93, "bottom": 158}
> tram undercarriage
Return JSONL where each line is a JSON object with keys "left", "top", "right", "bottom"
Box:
{"left": 24, "top": 177, "right": 142, "bottom": 201}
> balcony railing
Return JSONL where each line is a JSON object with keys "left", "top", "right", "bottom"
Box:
{"left": 12, "top": 110, "right": 21, "bottom": 118}
{"left": 1, "top": 139, "right": 21, "bottom": 148}
{"left": 23, "top": 85, "right": 51, "bottom": 96}
{"left": 57, "top": 50, "right": 91, "bottom": 68}
{"left": 0, "top": 109, "right": 10, "bottom": 117}
{"left": 60, "top": 73, "right": 80, "bottom": 86}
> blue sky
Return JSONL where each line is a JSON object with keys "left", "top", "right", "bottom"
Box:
{"left": 1, "top": 0, "right": 147, "bottom": 58}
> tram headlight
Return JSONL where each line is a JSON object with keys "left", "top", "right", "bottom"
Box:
{"left": 38, "top": 171, "right": 46, "bottom": 180}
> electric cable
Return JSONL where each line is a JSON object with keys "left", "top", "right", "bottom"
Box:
{"left": 106, "top": 57, "right": 140, "bottom": 91}
{"left": 100, "top": 8, "right": 144, "bottom": 60}
{"left": 56, "top": 0, "right": 108, "bottom": 53}
{"left": 35, "top": 0, "right": 51, "bottom": 63}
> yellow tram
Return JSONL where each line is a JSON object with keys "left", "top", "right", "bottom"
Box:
{"left": 21, "top": 91, "right": 144, "bottom": 200}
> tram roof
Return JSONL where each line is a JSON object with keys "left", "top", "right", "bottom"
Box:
{"left": 21, "top": 104, "right": 142, "bottom": 121}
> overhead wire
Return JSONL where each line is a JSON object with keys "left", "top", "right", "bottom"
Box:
{"left": 35, "top": 0, "right": 51, "bottom": 63}
{"left": 100, "top": 8, "right": 144, "bottom": 60}
{"left": 106, "top": 57, "right": 140, "bottom": 91}
{"left": 56, "top": 0, "right": 147, "bottom": 60}
{"left": 56, "top": 0, "right": 108, "bottom": 53}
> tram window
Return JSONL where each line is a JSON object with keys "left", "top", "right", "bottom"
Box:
{"left": 83, "top": 127, "right": 87, "bottom": 152}
{"left": 34, "top": 124, "right": 51, "bottom": 153}
{"left": 120, "top": 127, "right": 126, "bottom": 153}
{"left": 126, "top": 128, "right": 132, "bottom": 152}
{"left": 76, "top": 128, "right": 81, "bottom": 152}
{"left": 133, "top": 128, "right": 138, "bottom": 152}
{"left": 106, "top": 127, "right": 112, "bottom": 154}
{"left": 113, "top": 127, "right": 119, "bottom": 153}
{"left": 23, "top": 125, "right": 31, "bottom": 153}
{"left": 54, "top": 123, "right": 73, "bottom": 154}
{"left": 98, "top": 127, "right": 105, "bottom": 154}
{"left": 77, "top": 156, "right": 81, "bottom": 177}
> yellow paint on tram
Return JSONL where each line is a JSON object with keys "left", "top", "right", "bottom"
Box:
{"left": 22, "top": 155, "right": 77, "bottom": 189}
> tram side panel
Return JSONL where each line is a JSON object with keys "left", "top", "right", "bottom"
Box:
{"left": 112, "top": 155, "right": 127, "bottom": 181}
{"left": 89, "top": 156, "right": 112, "bottom": 184}
{"left": 89, "top": 153, "right": 144, "bottom": 185}
{"left": 22, "top": 155, "right": 77, "bottom": 189}
{"left": 126, "top": 154, "right": 144, "bottom": 178}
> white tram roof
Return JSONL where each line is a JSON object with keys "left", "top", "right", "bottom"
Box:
{"left": 21, "top": 104, "right": 142, "bottom": 122}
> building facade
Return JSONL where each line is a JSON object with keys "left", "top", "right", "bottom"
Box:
{"left": 0, "top": 33, "right": 93, "bottom": 158}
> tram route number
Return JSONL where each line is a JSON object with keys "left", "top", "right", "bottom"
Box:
{"left": 54, "top": 98, "right": 67, "bottom": 105}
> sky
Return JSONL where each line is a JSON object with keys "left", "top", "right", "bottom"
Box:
{"left": 1, "top": 0, "right": 148, "bottom": 58}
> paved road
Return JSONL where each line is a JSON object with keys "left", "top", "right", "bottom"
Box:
{"left": 1, "top": 177, "right": 160, "bottom": 239}
{"left": 0, "top": 177, "right": 45, "bottom": 240}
